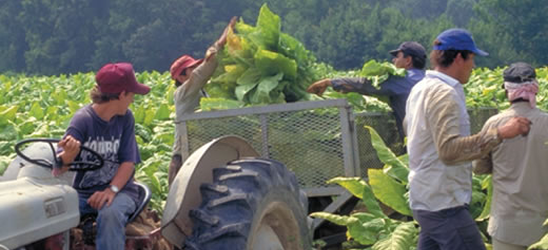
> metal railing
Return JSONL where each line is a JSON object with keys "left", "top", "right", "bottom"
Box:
{"left": 178, "top": 99, "right": 498, "bottom": 197}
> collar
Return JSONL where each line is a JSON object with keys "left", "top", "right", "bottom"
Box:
{"left": 426, "top": 70, "right": 460, "bottom": 88}
{"left": 510, "top": 101, "right": 536, "bottom": 111}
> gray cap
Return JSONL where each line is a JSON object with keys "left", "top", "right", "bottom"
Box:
{"left": 503, "top": 62, "right": 536, "bottom": 83}
{"left": 389, "top": 41, "right": 427, "bottom": 59}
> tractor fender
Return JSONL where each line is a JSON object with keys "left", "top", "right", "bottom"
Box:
{"left": 160, "top": 135, "right": 259, "bottom": 248}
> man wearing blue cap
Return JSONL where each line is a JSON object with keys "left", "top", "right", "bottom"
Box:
{"left": 307, "top": 41, "right": 427, "bottom": 142}
{"left": 404, "top": 29, "right": 531, "bottom": 249}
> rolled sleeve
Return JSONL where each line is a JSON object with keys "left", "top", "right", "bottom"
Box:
{"left": 426, "top": 85, "right": 502, "bottom": 165}
{"left": 331, "top": 77, "right": 380, "bottom": 95}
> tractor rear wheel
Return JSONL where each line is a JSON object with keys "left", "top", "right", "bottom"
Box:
{"left": 185, "top": 158, "right": 311, "bottom": 250}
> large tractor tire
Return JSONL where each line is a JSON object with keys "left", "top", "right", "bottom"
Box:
{"left": 185, "top": 158, "right": 311, "bottom": 250}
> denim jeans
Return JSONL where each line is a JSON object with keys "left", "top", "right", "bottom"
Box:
{"left": 79, "top": 192, "right": 137, "bottom": 250}
{"left": 413, "top": 205, "right": 486, "bottom": 250}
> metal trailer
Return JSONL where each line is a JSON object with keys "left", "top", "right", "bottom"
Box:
{"left": 176, "top": 99, "right": 497, "bottom": 237}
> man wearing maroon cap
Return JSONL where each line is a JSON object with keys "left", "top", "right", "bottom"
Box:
{"left": 167, "top": 17, "right": 236, "bottom": 185}
{"left": 54, "top": 62, "right": 150, "bottom": 250}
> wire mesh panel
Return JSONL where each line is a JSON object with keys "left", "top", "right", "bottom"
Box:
{"left": 354, "top": 108, "right": 499, "bottom": 178}
{"left": 180, "top": 100, "right": 358, "bottom": 191}
{"left": 265, "top": 109, "right": 346, "bottom": 189}
{"left": 469, "top": 108, "right": 499, "bottom": 134}
{"left": 354, "top": 112, "right": 403, "bottom": 178}
{"left": 185, "top": 115, "right": 264, "bottom": 159}
{"left": 180, "top": 100, "right": 498, "bottom": 191}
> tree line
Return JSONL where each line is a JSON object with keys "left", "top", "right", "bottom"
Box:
{"left": 0, "top": 0, "right": 546, "bottom": 75}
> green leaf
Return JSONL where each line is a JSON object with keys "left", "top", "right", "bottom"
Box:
{"left": 327, "top": 177, "right": 386, "bottom": 218}
{"left": 360, "top": 60, "right": 406, "bottom": 78}
{"left": 134, "top": 105, "right": 146, "bottom": 124}
{"left": 0, "top": 124, "right": 17, "bottom": 141}
{"left": 476, "top": 175, "right": 493, "bottom": 221}
{"left": 200, "top": 98, "right": 244, "bottom": 111}
{"left": 135, "top": 123, "right": 153, "bottom": 142}
{"left": 0, "top": 155, "right": 15, "bottom": 176}
{"left": 144, "top": 109, "right": 156, "bottom": 126}
{"left": 349, "top": 218, "right": 386, "bottom": 245}
{"left": 254, "top": 49, "right": 297, "bottom": 79}
{"left": 528, "top": 234, "right": 548, "bottom": 250}
{"left": 359, "top": 60, "right": 406, "bottom": 89}
{"left": 29, "top": 102, "right": 45, "bottom": 120}
{"left": 368, "top": 169, "right": 412, "bottom": 216}
{"left": 18, "top": 118, "right": 37, "bottom": 136}
{"left": 252, "top": 4, "right": 280, "bottom": 51}
{"left": 250, "top": 73, "right": 284, "bottom": 104}
{"left": 154, "top": 103, "right": 171, "bottom": 120}
{"left": 372, "top": 222, "right": 418, "bottom": 250}
{"left": 67, "top": 100, "right": 81, "bottom": 113}
{"left": 327, "top": 177, "right": 367, "bottom": 199}
{"left": 309, "top": 212, "right": 358, "bottom": 226}
{"left": 0, "top": 106, "right": 18, "bottom": 126}
{"left": 365, "top": 126, "right": 409, "bottom": 183}
{"left": 235, "top": 67, "right": 262, "bottom": 100}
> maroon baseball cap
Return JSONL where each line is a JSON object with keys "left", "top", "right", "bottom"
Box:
{"left": 95, "top": 62, "right": 150, "bottom": 95}
{"left": 170, "top": 55, "right": 204, "bottom": 80}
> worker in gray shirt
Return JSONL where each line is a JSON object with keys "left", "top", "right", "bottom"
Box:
{"left": 474, "top": 62, "right": 547, "bottom": 250}
{"left": 167, "top": 17, "right": 236, "bottom": 185}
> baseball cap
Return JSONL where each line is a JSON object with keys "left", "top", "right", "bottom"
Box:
{"left": 95, "top": 62, "right": 150, "bottom": 95}
{"left": 170, "top": 55, "right": 204, "bottom": 80}
{"left": 433, "top": 28, "right": 488, "bottom": 56}
{"left": 389, "top": 41, "right": 426, "bottom": 59}
{"left": 503, "top": 62, "right": 536, "bottom": 83}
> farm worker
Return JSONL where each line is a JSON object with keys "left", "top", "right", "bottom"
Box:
{"left": 53, "top": 62, "right": 151, "bottom": 250}
{"left": 306, "top": 41, "right": 427, "bottom": 141}
{"left": 404, "top": 28, "right": 531, "bottom": 250}
{"left": 473, "top": 62, "right": 548, "bottom": 250}
{"left": 167, "top": 17, "right": 237, "bottom": 185}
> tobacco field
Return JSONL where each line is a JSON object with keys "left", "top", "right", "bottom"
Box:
{"left": 0, "top": 4, "right": 547, "bottom": 249}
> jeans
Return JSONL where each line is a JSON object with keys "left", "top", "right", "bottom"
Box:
{"left": 413, "top": 205, "right": 486, "bottom": 250}
{"left": 79, "top": 192, "right": 137, "bottom": 250}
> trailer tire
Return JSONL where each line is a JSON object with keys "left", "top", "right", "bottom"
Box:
{"left": 185, "top": 158, "right": 311, "bottom": 250}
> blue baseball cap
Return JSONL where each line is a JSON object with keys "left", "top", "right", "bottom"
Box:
{"left": 433, "top": 28, "right": 488, "bottom": 56}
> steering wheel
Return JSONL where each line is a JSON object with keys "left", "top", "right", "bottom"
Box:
{"left": 15, "top": 138, "right": 105, "bottom": 171}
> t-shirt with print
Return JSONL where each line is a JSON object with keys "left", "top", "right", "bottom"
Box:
{"left": 64, "top": 105, "right": 141, "bottom": 203}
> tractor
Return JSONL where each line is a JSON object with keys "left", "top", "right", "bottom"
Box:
{"left": 0, "top": 136, "right": 311, "bottom": 250}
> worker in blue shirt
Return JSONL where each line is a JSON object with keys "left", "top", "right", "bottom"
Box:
{"left": 307, "top": 42, "right": 427, "bottom": 141}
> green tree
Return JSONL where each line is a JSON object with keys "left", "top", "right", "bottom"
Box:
{"left": 395, "top": 0, "right": 449, "bottom": 19}
{"left": 469, "top": 0, "right": 548, "bottom": 67}
{"left": 0, "top": 1, "right": 26, "bottom": 73}
{"left": 444, "top": 0, "right": 476, "bottom": 27}
{"left": 17, "top": 0, "right": 102, "bottom": 74}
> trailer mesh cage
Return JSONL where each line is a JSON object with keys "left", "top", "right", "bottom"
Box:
{"left": 179, "top": 100, "right": 498, "bottom": 193}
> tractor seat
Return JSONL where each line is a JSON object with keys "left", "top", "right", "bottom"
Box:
{"left": 128, "top": 181, "right": 151, "bottom": 223}
{"left": 79, "top": 181, "right": 151, "bottom": 229}
{"left": 77, "top": 182, "right": 152, "bottom": 246}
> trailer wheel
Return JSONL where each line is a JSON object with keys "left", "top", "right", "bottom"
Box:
{"left": 185, "top": 158, "right": 311, "bottom": 250}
